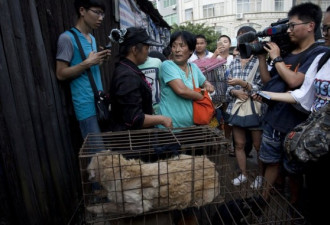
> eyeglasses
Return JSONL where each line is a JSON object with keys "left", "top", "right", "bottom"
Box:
{"left": 88, "top": 9, "right": 105, "bottom": 18}
{"left": 287, "top": 22, "right": 310, "bottom": 31}
{"left": 322, "top": 25, "right": 330, "bottom": 33}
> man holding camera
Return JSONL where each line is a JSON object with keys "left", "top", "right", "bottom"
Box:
{"left": 56, "top": 0, "right": 111, "bottom": 139}
{"left": 256, "top": 2, "right": 327, "bottom": 214}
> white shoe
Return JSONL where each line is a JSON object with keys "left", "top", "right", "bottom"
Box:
{"left": 231, "top": 174, "right": 247, "bottom": 186}
{"left": 250, "top": 176, "right": 263, "bottom": 189}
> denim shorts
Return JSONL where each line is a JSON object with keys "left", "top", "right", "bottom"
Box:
{"left": 259, "top": 122, "right": 286, "bottom": 164}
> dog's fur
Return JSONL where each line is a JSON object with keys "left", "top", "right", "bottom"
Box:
{"left": 86, "top": 151, "right": 220, "bottom": 214}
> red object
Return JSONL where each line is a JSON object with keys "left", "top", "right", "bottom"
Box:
{"left": 192, "top": 76, "right": 215, "bottom": 125}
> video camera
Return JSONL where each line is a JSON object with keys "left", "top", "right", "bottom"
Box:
{"left": 237, "top": 18, "right": 296, "bottom": 59}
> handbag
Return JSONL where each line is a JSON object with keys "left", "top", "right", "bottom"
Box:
{"left": 228, "top": 60, "right": 262, "bottom": 128}
{"left": 69, "top": 29, "right": 111, "bottom": 124}
{"left": 191, "top": 68, "right": 215, "bottom": 125}
{"left": 228, "top": 98, "right": 262, "bottom": 127}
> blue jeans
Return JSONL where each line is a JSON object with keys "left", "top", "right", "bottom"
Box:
{"left": 259, "top": 122, "right": 286, "bottom": 164}
{"left": 79, "top": 115, "right": 101, "bottom": 140}
{"left": 79, "top": 116, "right": 103, "bottom": 192}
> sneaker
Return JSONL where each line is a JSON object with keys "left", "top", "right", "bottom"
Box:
{"left": 250, "top": 176, "right": 263, "bottom": 189}
{"left": 232, "top": 174, "right": 247, "bottom": 186}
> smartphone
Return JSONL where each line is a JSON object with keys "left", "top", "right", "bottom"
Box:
{"left": 104, "top": 42, "right": 112, "bottom": 50}
{"left": 257, "top": 91, "right": 271, "bottom": 100}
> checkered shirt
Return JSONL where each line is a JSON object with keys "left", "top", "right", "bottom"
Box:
{"left": 225, "top": 56, "right": 263, "bottom": 114}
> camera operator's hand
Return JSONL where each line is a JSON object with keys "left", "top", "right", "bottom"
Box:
{"left": 264, "top": 42, "right": 281, "bottom": 60}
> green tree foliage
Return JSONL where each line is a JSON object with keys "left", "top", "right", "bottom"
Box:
{"left": 171, "top": 22, "right": 220, "bottom": 52}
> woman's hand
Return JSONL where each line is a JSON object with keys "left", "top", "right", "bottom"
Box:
{"left": 232, "top": 89, "right": 249, "bottom": 101}
{"left": 161, "top": 116, "right": 173, "bottom": 129}
{"left": 203, "top": 81, "right": 215, "bottom": 93}
{"left": 228, "top": 77, "right": 246, "bottom": 87}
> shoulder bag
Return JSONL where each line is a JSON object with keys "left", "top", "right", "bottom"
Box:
{"left": 228, "top": 60, "right": 262, "bottom": 128}
{"left": 68, "top": 29, "right": 111, "bottom": 125}
{"left": 191, "top": 65, "right": 215, "bottom": 125}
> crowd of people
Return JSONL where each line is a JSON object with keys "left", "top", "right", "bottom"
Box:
{"left": 56, "top": 0, "right": 329, "bottom": 224}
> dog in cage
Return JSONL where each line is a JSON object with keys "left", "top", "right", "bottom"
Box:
{"left": 86, "top": 150, "right": 220, "bottom": 215}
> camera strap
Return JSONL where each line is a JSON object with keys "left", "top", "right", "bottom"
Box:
{"left": 317, "top": 50, "right": 330, "bottom": 72}
{"left": 290, "top": 43, "right": 318, "bottom": 72}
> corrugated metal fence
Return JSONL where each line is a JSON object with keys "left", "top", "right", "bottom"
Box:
{"left": 0, "top": 0, "right": 118, "bottom": 224}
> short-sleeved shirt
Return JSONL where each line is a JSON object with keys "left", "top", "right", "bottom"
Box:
{"left": 188, "top": 50, "right": 213, "bottom": 62}
{"left": 263, "top": 45, "right": 328, "bottom": 133}
{"left": 56, "top": 28, "right": 103, "bottom": 121}
{"left": 138, "top": 57, "right": 162, "bottom": 105}
{"left": 159, "top": 61, "right": 206, "bottom": 128}
{"left": 291, "top": 52, "right": 330, "bottom": 112}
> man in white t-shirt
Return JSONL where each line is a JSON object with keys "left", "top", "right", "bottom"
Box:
{"left": 188, "top": 34, "right": 213, "bottom": 62}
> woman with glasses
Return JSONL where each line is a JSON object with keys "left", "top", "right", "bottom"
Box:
{"left": 56, "top": 0, "right": 111, "bottom": 139}
{"left": 108, "top": 27, "right": 172, "bottom": 131}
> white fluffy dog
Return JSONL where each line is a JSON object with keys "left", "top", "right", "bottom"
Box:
{"left": 86, "top": 151, "right": 220, "bottom": 215}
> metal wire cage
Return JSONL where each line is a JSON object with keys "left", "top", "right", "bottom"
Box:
{"left": 193, "top": 58, "right": 228, "bottom": 106}
{"left": 79, "top": 126, "right": 304, "bottom": 225}
{"left": 79, "top": 126, "right": 229, "bottom": 224}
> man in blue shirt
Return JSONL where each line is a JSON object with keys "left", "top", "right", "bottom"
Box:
{"left": 56, "top": 0, "right": 110, "bottom": 139}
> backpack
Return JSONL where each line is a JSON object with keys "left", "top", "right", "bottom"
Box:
{"left": 284, "top": 51, "right": 330, "bottom": 163}
{"left": 284, "top": 100, "right": 330, "bottom": 163}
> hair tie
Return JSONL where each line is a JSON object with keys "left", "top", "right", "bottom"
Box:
{"left": 109, "top": 28, "right": 127, "bottom": 44}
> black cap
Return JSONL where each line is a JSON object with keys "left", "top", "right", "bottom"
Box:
{"left": 123, "top": 27, "right": 162, "bottom": 47}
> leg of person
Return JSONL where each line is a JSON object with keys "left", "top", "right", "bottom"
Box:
{"left": 79, "top": 116, "right": 103, "bottom": 194}
{"left": 79, "top": 115, "right": 101, "bottom": 140}
{"left": 222, "top": 104, "right": 235, "bottom": 156}
{"left": 244, "top": 130, "right": 253, "bottom": 158}
{"left": 250, "top": 129, "right": 263, "bottom": 189}
{"left": 259, "top": 122, "right": 286, "bottom": 201}
{"left": 231, "top": 126, "right": 248, "bottom": 186}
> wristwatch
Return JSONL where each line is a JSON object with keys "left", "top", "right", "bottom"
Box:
{"left": 270, "top": 56, "right": 283, "bottom": 66}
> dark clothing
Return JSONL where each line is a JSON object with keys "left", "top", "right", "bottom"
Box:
{"left": 110, "top": 58, "right": 153, "bottom": 131}
{"left": 263, "top": 45, "right": 328, "bottom": 133}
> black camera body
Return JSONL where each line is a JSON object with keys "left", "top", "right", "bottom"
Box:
{"left": 238, "top": 18, "right": 296, "bottom": 59}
